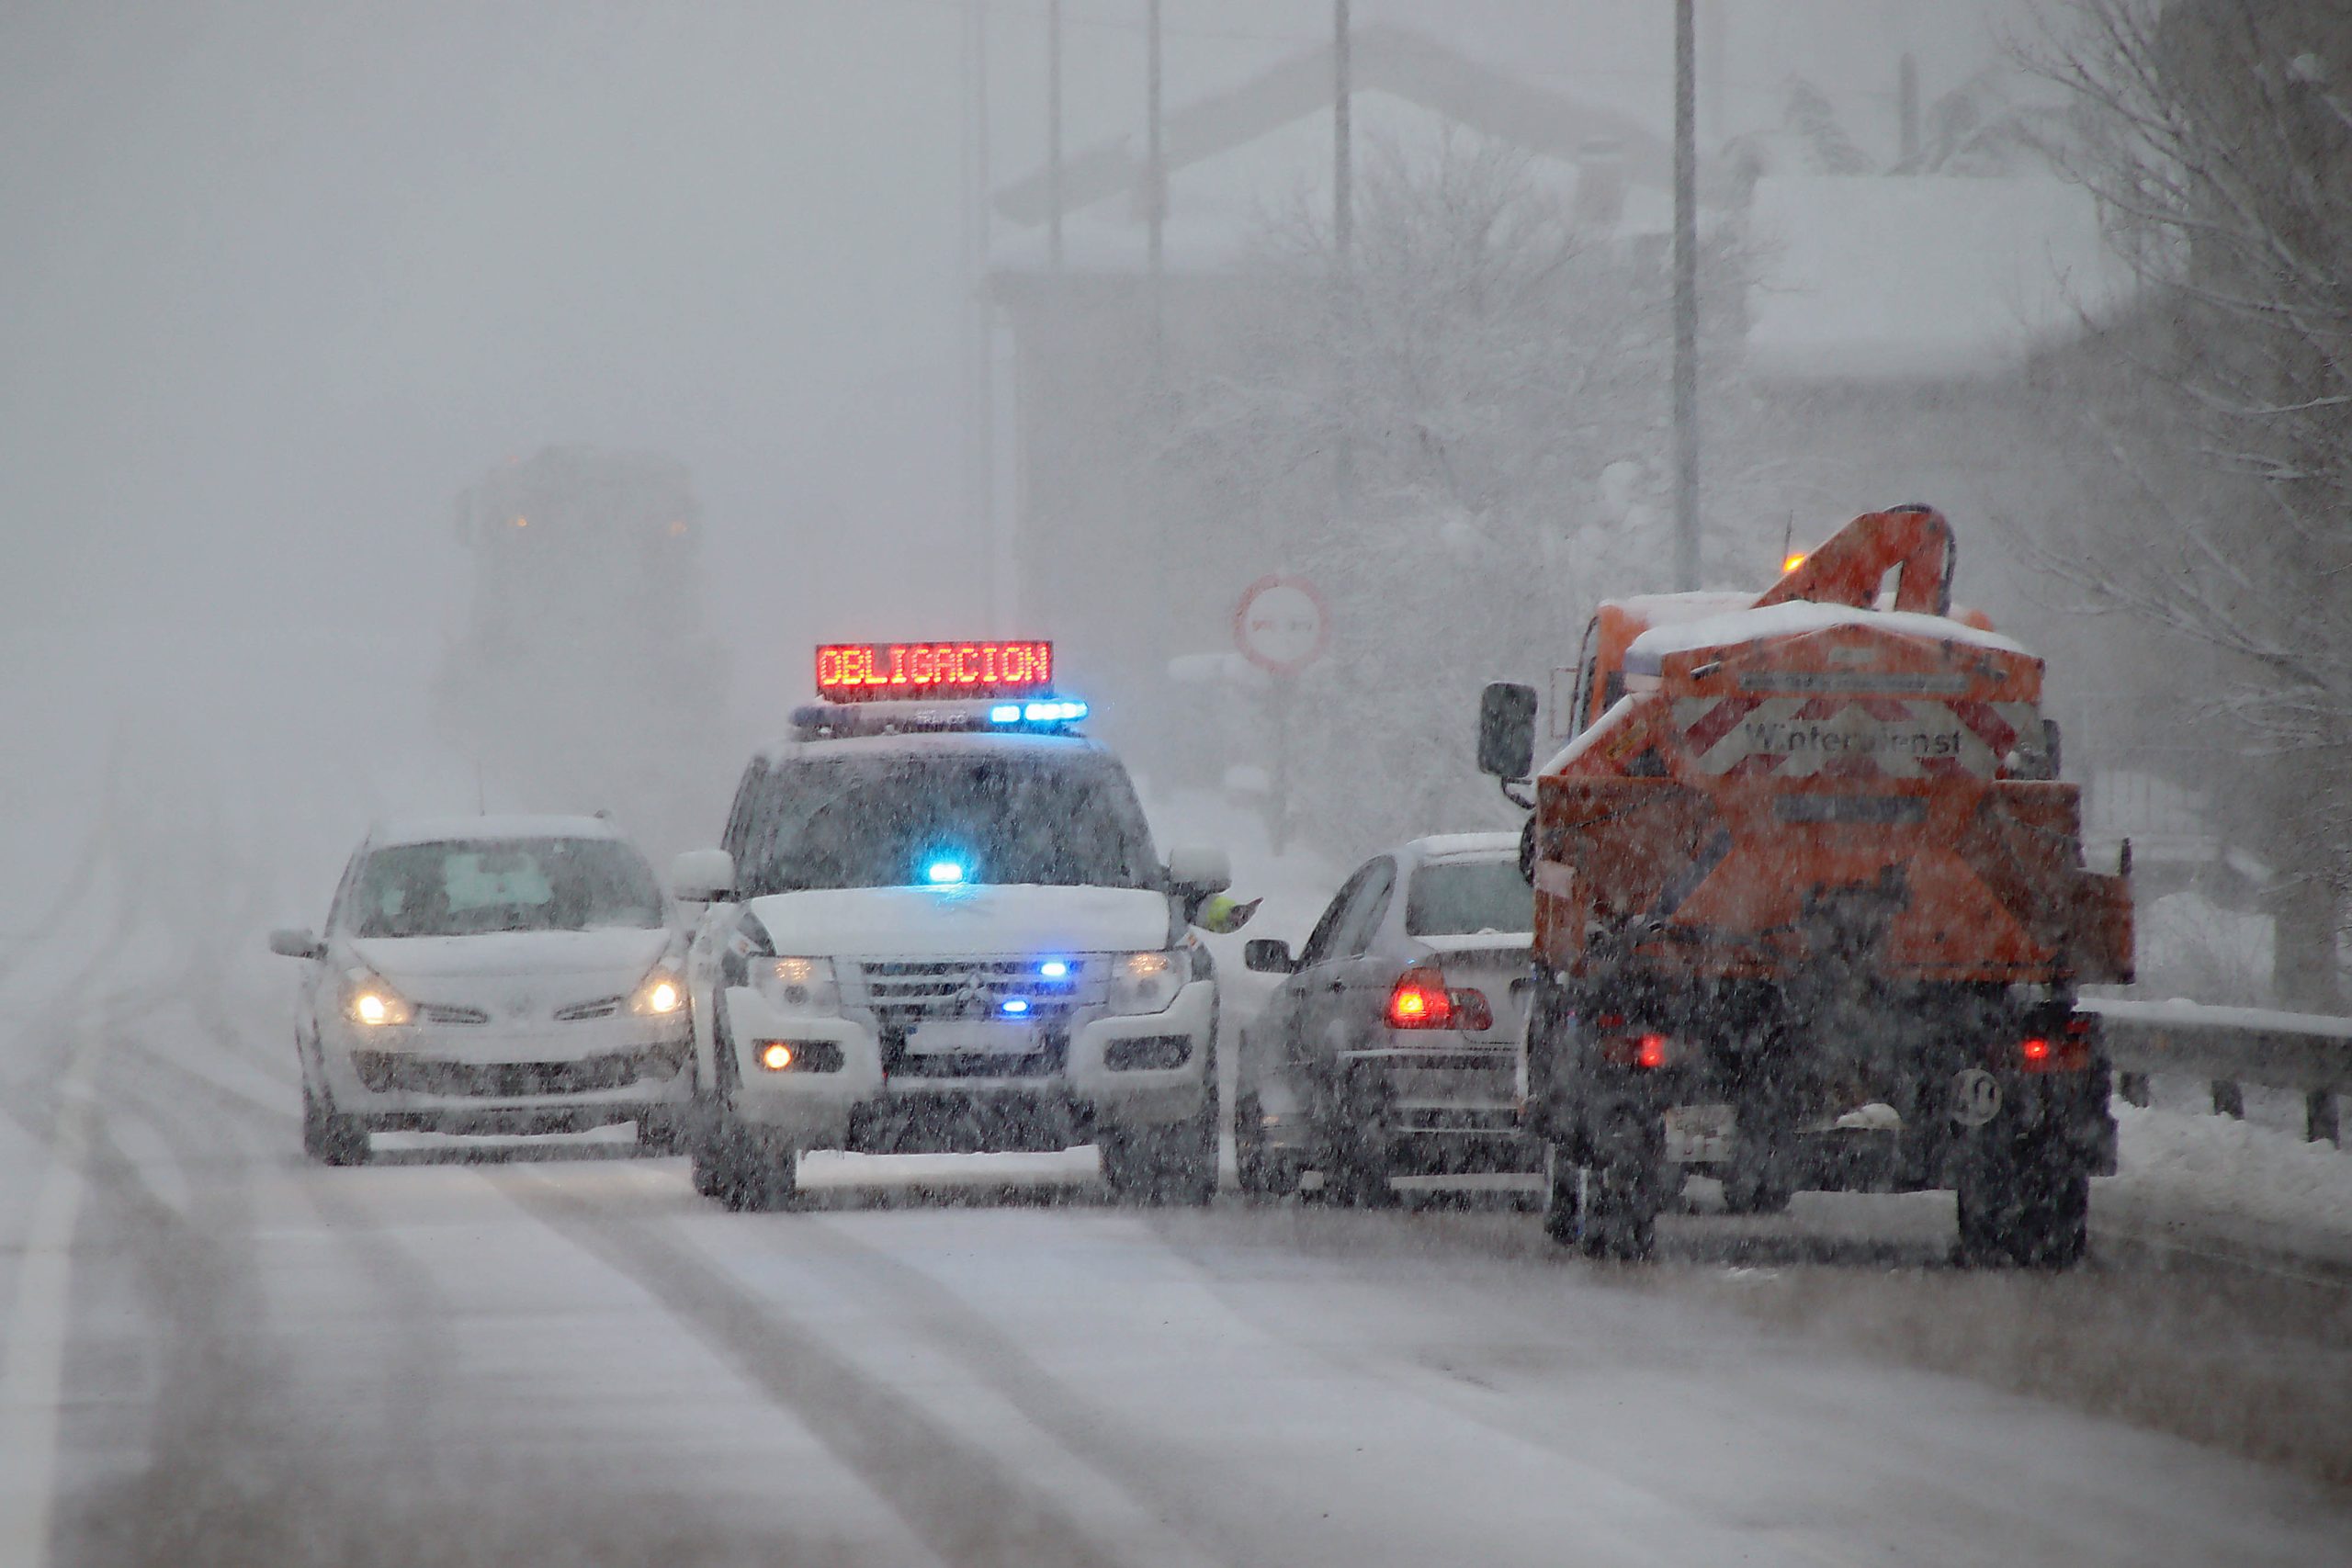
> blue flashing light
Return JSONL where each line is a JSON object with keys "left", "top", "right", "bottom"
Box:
{"left": 1037, "top": 959, "right": 1069, "bottom": 979}
{"left": 989, "top": 704, "right": 1023, "bottom": 724}
{"left": 925, "top": 860, "right": 967, "bottom": 886}
{"left": 1000, "top": 997, "right": 1032, "bottom": 1016}
{"left": 1023, "top": 699, "right": 1088, "bottom": 723}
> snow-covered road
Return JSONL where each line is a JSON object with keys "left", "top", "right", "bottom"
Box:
{"left": 7, "top": 988, "right": 2348, "bottom": 1568}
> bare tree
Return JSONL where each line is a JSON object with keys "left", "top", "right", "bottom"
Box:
{"left": 1159, "top": 135, "right": 1767, "bottom": 852}
{"left": 2027, "top": 0, "right": 2352, "bottom": 1007}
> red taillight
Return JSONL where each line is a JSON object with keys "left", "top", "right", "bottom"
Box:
{"left": 1598, "top": 1027, "right": 1672, "bottom": 1068}
{"left": 1387, "top": 967, "right": 1455, "bottom": 1030}
{"left": 2015, "top": 1017, "right": 2092, "bottom": 1073}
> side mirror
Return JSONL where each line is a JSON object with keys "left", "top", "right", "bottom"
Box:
{"left": 1243, "top": 938, "right": 1295, "bottom": 974}
{"left": 1164, "top": 844, "right": 1232, "bottom": 898}
{"left": 268, "top": 927, "right": 324, "bottom": 960}
{"left": 670, "top": 848, "right": 735, "bottom": 903}
{"left": 1477, "top": 682, "right": 1539, "bottom": 779}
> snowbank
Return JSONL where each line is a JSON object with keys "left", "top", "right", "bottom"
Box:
{"left": 2105, "top": 1101, "right": 2352, "bottom": 1250}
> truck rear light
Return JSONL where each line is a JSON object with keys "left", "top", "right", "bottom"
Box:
{"left": 1387, "top": 967, "right": 1455, "bottom": 1030}
{"left": 2015, "top": 1020, "right": 2091, "bottom": 1074}
{"left": 1598, "top": 1029, "right": 1671, "bottom": 1068}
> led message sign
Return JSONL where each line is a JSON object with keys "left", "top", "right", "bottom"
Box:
{"left": 815, "top": 640, "right": 1054, "bottom": 702}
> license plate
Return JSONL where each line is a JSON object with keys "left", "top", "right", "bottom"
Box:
{"left": 905, "top": 1020, "right": 1043, "bottom": 1055}
{"left": 1663, "top": 1103, "right": 1736, "bottom": 1164}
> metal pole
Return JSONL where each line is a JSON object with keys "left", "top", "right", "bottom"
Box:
{"left": 1146, "top": 0, "right": 1164, "bottom": 353}
{"left": 1047, "top": 0, "right": 1064, "bottom": 269}
{"left": 1334, "top": 0, "right": 1351, "bottom": 264}
{"left": 1671, "top": 0, "right": 1700, "bottom": 591}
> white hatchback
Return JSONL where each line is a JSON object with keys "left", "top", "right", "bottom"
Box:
{"left": 270, "top": 815, "right": 695, "bottom": 1164}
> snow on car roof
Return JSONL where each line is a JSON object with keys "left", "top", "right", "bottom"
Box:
{"left": 370, "top": 813, "right": 623, "bottom": 847}
{"left": 1408, "top": 831, "right": 1521, "bottom": 862}
{"left": 1625, "top": 600, "right": 2030, "bottom": 669}
{"left": 753, "top": 729, "right": 1108, "bottom": 768}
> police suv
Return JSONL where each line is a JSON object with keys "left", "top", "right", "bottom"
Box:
{"left": 673, "top": 641, "right": 1230, "bottom": 1208}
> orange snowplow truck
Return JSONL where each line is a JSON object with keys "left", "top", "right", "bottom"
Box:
{"left": 1476, "top": 505, "right": 2132, "bottom": 1266}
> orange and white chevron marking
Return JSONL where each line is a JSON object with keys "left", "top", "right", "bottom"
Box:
{"left": 1670, "top": 696, "right": 2038, "bottom": 780}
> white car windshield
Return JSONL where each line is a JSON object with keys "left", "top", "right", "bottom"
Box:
{"left": 736, "top": 752, "right": 1159, "bottom": 895}
{"left": 349, "top": 838, "right": 665, "bottom": 937}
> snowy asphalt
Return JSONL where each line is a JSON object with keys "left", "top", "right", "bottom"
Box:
{"left": 6, "top": 983, "right": 2350, "bottom": 1568}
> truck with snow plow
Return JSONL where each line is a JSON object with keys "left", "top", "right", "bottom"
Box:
{"left": 1476, "top": 505, "right": 2133, "bottom": 1265}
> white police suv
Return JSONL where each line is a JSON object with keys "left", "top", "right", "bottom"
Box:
{"left": 673, "top": 641, "right": 1230, "bottom": 1209}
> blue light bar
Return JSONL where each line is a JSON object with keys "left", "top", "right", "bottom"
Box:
{"left": 1000, "top": 997, "right": 1031, "bottom": 1016}
{"left": 925, "top": 860, "right": 967, "bottom": 886}
{"left": 989, "top": 704, "right": 1023, "bottom": 724}
{"left": 1037, "top": 959, "right": 1069, "bottom": 979}
{"left": 1023, "top": 700, "right": 1088, "bottom": 723}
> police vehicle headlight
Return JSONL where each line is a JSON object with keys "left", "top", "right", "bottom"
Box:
{"left": 1105, "top": 950, "right": 1185, "bottom": 1016}
{"left": 341, "top": 970, "right": 413, "bottom": 1027}
{"left": 760, "top": 956, "right": 841, "bottom": 1014}
{"left": 628, "top": 964, "right": 686, "bottom": 1017}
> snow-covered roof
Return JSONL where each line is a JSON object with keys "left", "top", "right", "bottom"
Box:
{"left": 1408, "top": 831, "right": 1521, "bottom": 862}
{"left": 1625, "top": 600, "right": 2031, "bottom": 669}
{"left": 990, "top": 25, "right": 1679, "bottom": 277}
{"left": 753, "top": 729, "right": 1104, "bottom": 768}
{"left": 1744, "top": 175, "right": 2131, "bottom": 382}
{"left": 371, "top": 813, "right": 621, "bottom": 847}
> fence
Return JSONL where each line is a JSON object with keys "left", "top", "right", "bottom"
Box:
{"left": 2086, "top": 997, "right": 2350, "bottom": 1145}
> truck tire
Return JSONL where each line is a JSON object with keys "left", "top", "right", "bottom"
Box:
{"left": 1102, "top": 1099, "right": 1217, "bottom": 1207}
{"left": 1720, "top": 1158, "right": 1793, "bottom": 1216}
{"left": 1580, "top": 1156, "right": 1659, "bottom": 1260}
{"left": 300, "top": 1080, "right": 371, "bottom": 1168}
{"left": 1956, "top": 1123, "right": 2088, "bottom": 1269}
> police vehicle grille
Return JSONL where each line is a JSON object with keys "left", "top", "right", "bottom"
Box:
{"left": 847, "top": 958, "right": 1101, "bottom": 1022}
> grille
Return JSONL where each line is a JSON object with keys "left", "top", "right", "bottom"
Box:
{"left": 848, "top": 957, "right": 1102, "bottom": 1024}
{"left": 353, "top": 1038, "right": 689, "bottom": 1098}
{"left": 415, "top": 1003, "right": 491, "bottom": 1026}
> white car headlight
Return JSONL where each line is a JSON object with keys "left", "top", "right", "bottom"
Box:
{"left": 1104, "top": 950, "right": 1185, "bottom": 1017}
{"left": 629, "top": 964, "right": 687, "bottom": 1017}
{"left": 341, "top": 970, "right": 413, "bottom": 1027}
{"left": 759, "top": 956, "right": 841, "bottom": 1014}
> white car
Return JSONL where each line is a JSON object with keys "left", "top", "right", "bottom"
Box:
{"left": 269, "top": 815, "right": 695, "bottom": 1164}
{"left": 1235, "top": 832, "right": 1535, "bottom": 1205}
{"left": 674, "top": 719, "right": 1230, "bottom": 1210}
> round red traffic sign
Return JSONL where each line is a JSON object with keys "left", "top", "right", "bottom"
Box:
{"left": 1233, "top": 575, "right": 1329, "bottom": 675}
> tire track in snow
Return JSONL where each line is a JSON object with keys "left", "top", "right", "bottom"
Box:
{"left": 501, "top": 1170, "right": 1142, "bottom": 1568}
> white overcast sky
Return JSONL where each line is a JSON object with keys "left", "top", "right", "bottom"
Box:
{"left": 0, "top": 0, "right": 2024, "bottom": 890}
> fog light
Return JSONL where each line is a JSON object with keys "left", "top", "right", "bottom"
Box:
{"left": 760, "top": 1042, "right": 795, "bottom": 1072}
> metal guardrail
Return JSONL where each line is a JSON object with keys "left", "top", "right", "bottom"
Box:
{"left": 2085, "top": 997, "right": 2351, "bottom": 1145}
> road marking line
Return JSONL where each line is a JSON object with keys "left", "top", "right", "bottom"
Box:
{"left": 0, "top": 1027, "right": 105, "bottom": 1568}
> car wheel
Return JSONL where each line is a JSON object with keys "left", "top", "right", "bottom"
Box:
{"left": 300, "top": 1078, "right": 371, "bottom": 1168}
{"left": 1234, "top": 1089, "right": 1297, "bottom": 1200}
{"left": 690, "top": 1003, "right": 799, "bottom": 1211}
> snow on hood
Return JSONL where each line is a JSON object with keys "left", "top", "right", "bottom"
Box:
{"left": 749, "top": 885, "right": 1176, "bottom": 960}
{"left": 348, "top": 927, "right": 673, "bottom": 980}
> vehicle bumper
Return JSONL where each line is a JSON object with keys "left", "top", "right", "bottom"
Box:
{"left": 317, "top": 1017, "right": 695, "bottom": 1134}
{"left": 720, "top": 979, "right": 1216, "bottom": 1151}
